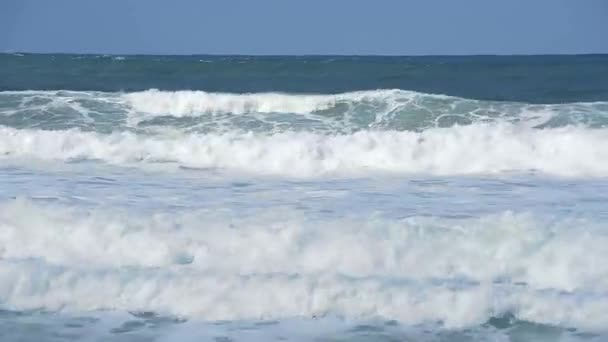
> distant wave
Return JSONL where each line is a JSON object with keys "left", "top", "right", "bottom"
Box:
{"left": 1, "top": 124, "right": 608, "bottom": 177}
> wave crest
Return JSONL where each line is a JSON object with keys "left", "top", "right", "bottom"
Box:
{"left": 1, "top": 124, "right": 608, "bottom": 177}
{"left": 3, "top": 90, "right": 607, "bottom": 133}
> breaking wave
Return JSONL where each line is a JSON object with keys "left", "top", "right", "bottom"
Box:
{"left": 2, "top": 89, "right": 608, "bottom": 132}
{"left": 1, "top": 124, "right": 608, "bottom": 177}
{"left": 1, "top": 199, "right": 607, "bottom": 329}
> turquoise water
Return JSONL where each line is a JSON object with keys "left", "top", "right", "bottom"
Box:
{"left": 1, "top": 53, "right": 608, "bottom": 341}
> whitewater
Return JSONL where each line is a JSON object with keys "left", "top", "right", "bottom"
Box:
{"left": 2, "top": 89, "right": 608, "bottom": 177}
{"left": 1, "top": 54, "right": 608, "bottom": 342}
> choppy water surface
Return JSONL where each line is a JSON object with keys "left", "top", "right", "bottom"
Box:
{"left": 1, "top": 54, "right": 608, "bottom": 341}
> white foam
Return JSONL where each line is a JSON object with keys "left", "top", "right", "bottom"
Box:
{"left": 11, "top": 200, "right": 608, "bottom": 290}
{"left": 124, "top": 89, "right": 348, "bottom": 116}
{"left": 1, "top": 124, "right": 608, "bottom": 177}
{"left": 9, "top": 259, "right": 607, "bottom": 329}
{"left": 122, "top": 89, "right": 425, "bottom": 126}
{"left": 122, "top": 89, "right": 608, "bottom": 128}
{"left": 4, "top": 90, "right": 608, "bottom": 133}
{"left": 2, "top": 199, "right": 608, "bottom": 328}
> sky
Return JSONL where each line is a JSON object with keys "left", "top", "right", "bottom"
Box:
{"left": 0, "top": 0, "right": 606, "bottom": 55}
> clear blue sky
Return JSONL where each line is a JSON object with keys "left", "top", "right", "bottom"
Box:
{"left": 1, "top": 0, "right": 606, "bottom": 55}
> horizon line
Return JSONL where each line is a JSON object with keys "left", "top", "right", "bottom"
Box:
{"left": 3, "top": 51, "right": 608, "bottom": 58}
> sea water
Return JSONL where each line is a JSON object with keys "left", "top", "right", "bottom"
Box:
{"left": 1, "top": 54, "right": 608, "bottom": 341}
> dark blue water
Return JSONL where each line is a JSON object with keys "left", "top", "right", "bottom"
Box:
{"left": 2, "top": 53, "right": 608, "bottom": 102}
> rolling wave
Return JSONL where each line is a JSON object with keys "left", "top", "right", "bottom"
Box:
{"left": 1, "top": 199, "right": 607, "bottom": 329}
{"left": 1, "top": 89, "right": 607, "bottom": 132}
{"left": 1, "top": 124, "right": 608, "bottom": 177}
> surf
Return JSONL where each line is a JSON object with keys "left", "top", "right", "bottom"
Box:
{"left": 1, "top": 124, "right": 608, "bottom": 177}
{"left": 1, "top": 199, "right": 608, "bottom": 329}
{"left": 2, "top": 89, "right": 608, "bottom": 132}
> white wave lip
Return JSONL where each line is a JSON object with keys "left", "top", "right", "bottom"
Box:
{"left": 121, "top": 89, "right": 608, "bottom": 127}
{"left": 1, "top": 124, "right": 608, "bottom": 177}
{"left": 1, "top": 199, "right": 608, "bottom": 329}
{"left": 122, "top": 89, "right": 422, "bottom": 116}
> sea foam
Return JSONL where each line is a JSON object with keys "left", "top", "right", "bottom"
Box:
{"left": 0, "top": 199, "right": 607, "bottom": 329}
{"left": 1, "top": 124, "right": 608, "bottom": 177}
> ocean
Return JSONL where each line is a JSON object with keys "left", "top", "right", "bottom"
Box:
{"left": 1, "top": 53, "right": 608, "bottom": 341}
